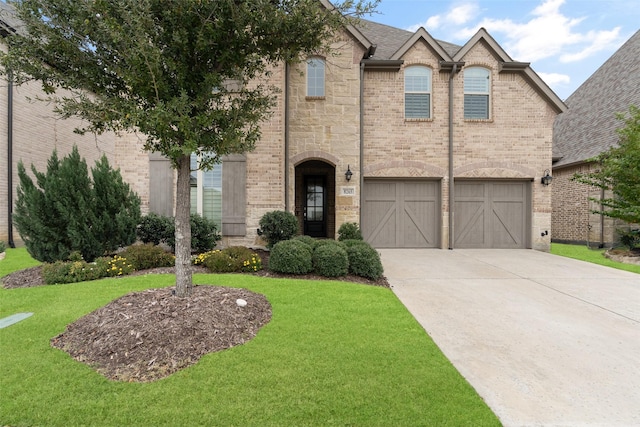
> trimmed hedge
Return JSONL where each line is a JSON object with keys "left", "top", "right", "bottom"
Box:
{"left": 269, "top": 239, "right": 313, "bottom": 274}
{"left": 313, "top": 243, "right": 349, "bottom": 277}
{"left": 338, "top": 222, "right": 363, "bottom": 241}
{"left": 343, "top": 240, "right": 384, "bottom": 280}
{"left": 258, "top": 211, "right": 299, "bottom": 248}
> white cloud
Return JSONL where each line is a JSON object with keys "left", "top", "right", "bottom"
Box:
{"left": 537, "top": 72, "right": 570, "bottom": 87}
{"left": 406, "top": 2, "right": 479, "bottom": 33}
{"left": 410, "top": 0, "right": 625, "bottom": 65}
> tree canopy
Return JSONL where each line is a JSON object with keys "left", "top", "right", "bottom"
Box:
{"left": 0, "top": 0, "right": 377, "bottom": 296}
{"left": 573, "top": 105, "right": 640, "bottom": 225}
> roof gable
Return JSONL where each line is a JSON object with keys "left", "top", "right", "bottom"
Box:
{"left": 553, "top": 30, "right": 640, "bottom": 168}
{"left": 456, "top": 28, "right": 566, "bottom": 114}
{"left": 390, "top": 27, "right": 453, "bottom": 62}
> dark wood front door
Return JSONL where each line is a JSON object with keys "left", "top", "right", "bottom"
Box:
{"left": 304, "top": 175, "right": 326, "bottom": 237}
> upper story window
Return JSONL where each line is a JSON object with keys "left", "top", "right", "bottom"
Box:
{"left": 404, "top": 66, "right": 432, "bottom": 119}
{"left": 464, "top": 67, "right": 490, "bottom": 119}
{"left": 307, "top": 57, "right": 325, "bottom": 97}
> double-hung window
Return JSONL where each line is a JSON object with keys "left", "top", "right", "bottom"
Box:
{"left": 307, "top": 57, "right": 325, "bottom": 97}
{"left": 190, "top": 154, "right": 223, "bottom": 227}
{"left": 464, "top": 67, "right": 490, "bottom": 119}
{"left": 404, "top": 66, "right": 432, "bottom": 119}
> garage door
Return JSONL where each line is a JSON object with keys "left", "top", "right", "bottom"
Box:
{"left": 454, "top": 181, "right": 530, "bottom": 248}
{"left": 362, "top": 180, "right": 440, "bottom": 248}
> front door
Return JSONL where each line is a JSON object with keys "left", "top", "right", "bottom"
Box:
{"left": 304, "top": 175, "right": 326, "bottom": 237}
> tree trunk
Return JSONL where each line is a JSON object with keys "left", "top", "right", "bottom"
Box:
{"left": 174, "top": 154, "right": 192, "bottom": 297}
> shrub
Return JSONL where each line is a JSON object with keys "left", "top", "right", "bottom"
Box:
{"left": 137, "top": 213, "right": 173, "bottom": 245}
{"left": 195, "top": 246, "right": 262, "bottom": 273}
{"left": 199, "top": 250, "right": 239, "bottom": 273}
{"left": 338, "top": 222, "right": 363, "bottom": 241}
{"left": 618, "top": 228, "right": 640, "bottom": 250}
{"left": 0, "top": 241, "right": 7, "bottom": 253}
{"left": 42, "top": 257, "right": 110, "bottom": 284}
{"left": 105, "top": 255, "right": 136, "bottom": 277}
{"left": 314, "top": 239, "right": 346, "bottom": 251}
{"left": 343, "top": 240, "right": 384, "bottom": 280}
{"left": 292, "top": 235, "right": 317, "bottom": 250}
{"left": 269, "top": 239, "right": 313, "bottom": 274}
{"left": 189, "top": 214, "right": 222, "bottom": 253}
{"left": 121, "top": 244, "right": 175, "bottom": 270}
{"left": 13, "top": 146, "right": 140, "bottom": 262}
{"left": 313, "top": 243, "right": 349, "bottom": 277}
{"left": 139, "top": 213, "right": 221, "bottom": 253}
{"left": 257, "top": 210, "right": 299, "bottom": 248}
{"left": 166, "top": 214, "right": 221, "bottom": 253}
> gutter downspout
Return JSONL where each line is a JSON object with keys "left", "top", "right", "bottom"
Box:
{"left": 448, "top": 64, "right": 458, "bottom": 250}
{"left": 359, "top": 62, "right": 365, "bottom": 225}
{"left": 7, "top": 70, "right": 15, "bottom": 248}
{"left": 599, "top": 186, "right": 605, "bottom": 248}
{"left": 284, "top": 63, "right": 290, "bottom": 212}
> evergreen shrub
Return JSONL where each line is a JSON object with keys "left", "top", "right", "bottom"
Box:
{"left": 121, "top": 244, "right": 175, "bottom": 270}
{"left": 313, "top": 243, "right": 349, "bottom": 277}
{"left": 166, "top": 214, "right": 221, "bottom": 253}
{"left": 292, "top": 235, "right": 317, "bottom": 250}
{"left": 269, "top": 239, "right": 313, "bottom": 274}
{"left": 257, "top": 210, "right": 299, "bottom": 248}
{"left": 618, "top": 229, "right": 640, "bottom": 250}
{"left": 343, "top": 240, "right": 384, "bottom": 280}
{"left": 137, "top": 213, "right": 173, "bottom": 245}
{"left": 338, "top": 222, "right": 363, "bottom": 241}
{"left": 13, "top": 146, "right": 140, "bottom": 262}
{"left": 0, "top": 241, "right": 6, "bottom": 253}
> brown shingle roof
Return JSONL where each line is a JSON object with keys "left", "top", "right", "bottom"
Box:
{"left": 553, "top": 30, "right": 640, "bottom": 168}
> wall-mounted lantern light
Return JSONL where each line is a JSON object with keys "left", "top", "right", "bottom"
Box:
{"left": 345, "top": 165, "right": 353, "bottom": 181}
{"left": 541, "top": 169, "right": 553, "bottom": 186}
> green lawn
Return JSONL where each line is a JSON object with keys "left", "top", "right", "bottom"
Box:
{"left": 551, "top": 243, "right": 640, "bottom": 274}
{"left": 0, "top": 248, "right": 499, "bottom": 426}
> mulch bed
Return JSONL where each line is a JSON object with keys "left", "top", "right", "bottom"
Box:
{"left": 2, "top": 248, "right": 388, "bottom": 382}
{"left": 50, "top": 285, "right": 271, "bottom": 382}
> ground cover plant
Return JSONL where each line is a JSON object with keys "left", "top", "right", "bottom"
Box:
{"left": 0, "top": 248, "right": 500, "bottom": 426}
{"left": 551, "top": 243, "right": 640, "bottom": 274}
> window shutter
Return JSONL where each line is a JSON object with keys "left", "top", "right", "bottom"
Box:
{"left": 221, "top": 154, "right": 246, "bottom": 236}
{"left": 148, "top": 153, "right": 174, "bottom": 217}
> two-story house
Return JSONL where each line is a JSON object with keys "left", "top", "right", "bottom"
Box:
{"left": 3, "top": 1, "right": 566, "bottom": 251}
{"left": 140, "top": 17, "right": 565, "bottom": 251}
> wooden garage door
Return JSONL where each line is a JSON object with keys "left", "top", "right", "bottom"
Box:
{"left": 454, "top": 181, "right": 530, "bottom": 248}
{"left": 362, "top": 180, "right": 439, "bottom": 248}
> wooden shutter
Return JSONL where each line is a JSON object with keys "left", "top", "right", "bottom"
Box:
{"left": 221, "top": 154, "right": 246, "bottom": 236}
{"left": 148, "top": 152, "right": 174, "bottom": 217}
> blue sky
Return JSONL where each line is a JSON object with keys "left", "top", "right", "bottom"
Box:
{"left": 368, "top": 0, "right": 639, "bottom": 100}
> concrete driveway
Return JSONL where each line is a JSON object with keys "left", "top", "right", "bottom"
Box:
{"left": 379, "top": 249, "right": 640, "bottom": 427}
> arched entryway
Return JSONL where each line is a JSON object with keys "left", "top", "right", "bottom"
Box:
{"left": 295, "top": 160, "right": 336, "bottom": 238}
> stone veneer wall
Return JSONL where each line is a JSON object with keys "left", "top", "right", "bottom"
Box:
{"left": 363, "top": 40, "right": 556, "bottom": 250}
{"left": 286, "top": 32, "right": 365, "bottom": 239}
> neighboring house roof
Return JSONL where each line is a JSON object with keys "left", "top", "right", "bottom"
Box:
{"left": 553, "top": 30, "right": 640, "bottom": 169}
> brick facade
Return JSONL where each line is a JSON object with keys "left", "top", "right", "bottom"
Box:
{"left": 1, "top": 64, "right": 119, "bottom": 245}
{"left": 3, "top": 20, "right": 563, "bottom": 252}
{"left": 551, "top": 163, "right": 623, "bottom": 247}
